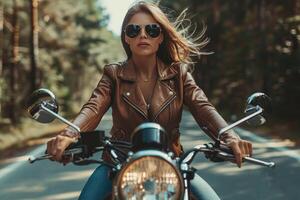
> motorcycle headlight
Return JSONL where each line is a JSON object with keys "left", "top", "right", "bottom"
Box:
{"left": 116, "top": 156, "right": 182, "bottom": 200}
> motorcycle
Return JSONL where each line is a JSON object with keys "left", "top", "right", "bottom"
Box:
{"left": 26, "top": 88, "right": 275, "bottom": 200}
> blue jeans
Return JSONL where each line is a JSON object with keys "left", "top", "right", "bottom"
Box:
{"left": 79, "top": 165, "right": 220, "bottom": 200}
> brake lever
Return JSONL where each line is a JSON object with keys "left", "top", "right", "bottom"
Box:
{"left": 216, "top": 149, "right": 275, "bottom": 168}
{"left": 28, "top": 147, "right": 83, "bottom": 163}
{"left": 201, "top": 143, "right": 276, "bottom": 168}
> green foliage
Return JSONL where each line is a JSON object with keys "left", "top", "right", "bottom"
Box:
{"left": 2, "top": 0, "right": 299, "bottom": 126}
{"left": 160, "top": 0, "right": 300, "bottom": 121}
{"left": 1, "top": 0, "right": 125, "bottom": 124}
{"left": 37, "top": 0, "right": 125, "bottom": 114}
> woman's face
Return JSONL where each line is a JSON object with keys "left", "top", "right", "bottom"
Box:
{"left": 124, "top": 12, "right": 164, "bottom": 57}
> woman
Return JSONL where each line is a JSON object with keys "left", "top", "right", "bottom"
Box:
{"left": 47, "top": 1, "right": 252, "bottom": 199}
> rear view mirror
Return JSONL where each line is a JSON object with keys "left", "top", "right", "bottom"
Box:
{"left": 26, "top": 88, "right": 59, "bottom": 123}
{"left": 245, "top": 92, "right": 271, "bottom": 126}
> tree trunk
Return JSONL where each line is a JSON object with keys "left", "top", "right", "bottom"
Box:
{"left": 293, "top": 0, "right": 300, "bottom": 15}
{"left": 258, "top": 0, "right": 270, "bottom": 94}
{"left": 0, "top": 4, "right": 4, "bottom": 118}
{"left": 29, "top": 0, "right": 38, "bottom": 92}
{"left": 212, "top": 0, "right": 220, "bottom": 24}
{"left": 8, "top": 0, "right": 19, "bottom": 124}
{"left": 0, "top": 4, "right": 3, "bottom": 75}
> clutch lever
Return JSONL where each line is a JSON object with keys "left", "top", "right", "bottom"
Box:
{"left": 28, "top": 130, "right": 106, "bottom": 164}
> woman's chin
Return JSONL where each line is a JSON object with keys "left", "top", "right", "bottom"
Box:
{"left": 133, "top": 50, "right": 156, "bottom": 57}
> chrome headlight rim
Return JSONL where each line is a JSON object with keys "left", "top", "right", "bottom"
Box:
{"left": 115, "top": 150, "right": 183, "bottom": 200}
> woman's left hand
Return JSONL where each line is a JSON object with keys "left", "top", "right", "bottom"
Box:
{"left": 224, "top": 137, "right": 253, "bottom": 168}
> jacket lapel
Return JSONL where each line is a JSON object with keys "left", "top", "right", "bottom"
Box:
{"left": 150, "top": 59, "right": 178, "bottom": 121}
{"left": 118, "top": 59, "right": 178, "bottom": 121}
{"left": 118, "top": 60, "right": 148, "bottom": 119}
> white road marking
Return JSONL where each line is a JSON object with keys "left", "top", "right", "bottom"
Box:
{"left": 0, "top": 144, "right": 46, "bottom": 180}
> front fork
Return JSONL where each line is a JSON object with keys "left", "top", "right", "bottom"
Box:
{"left": 180, "top": 163, "right": 196, "bottom": 200}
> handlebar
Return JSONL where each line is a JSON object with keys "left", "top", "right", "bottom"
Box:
{"left": 28, "top": 133, "right": 132, "bottom": 165}
{"left": 28, "top": 133, "right": 275, "bottom": 168}
{"left": 28, "top": 147, "right": 89, "bottom": 163}
{"left": 214, "top": 150, "right": 275, "bottom": 168}
{"left": 180, "top": 143, "right": 275, "bottom": 168}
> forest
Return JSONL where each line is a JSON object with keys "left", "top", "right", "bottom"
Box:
{"left": 0, "top": 0, "right": 299, "bottom": 145}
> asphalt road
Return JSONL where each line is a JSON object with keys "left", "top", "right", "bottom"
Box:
{"left": 0, "top": 110, "right": 299, "bottom": 200}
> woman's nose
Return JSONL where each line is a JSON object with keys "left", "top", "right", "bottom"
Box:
{"left": 139, "top": 28, "right": 148, "bottom": 38}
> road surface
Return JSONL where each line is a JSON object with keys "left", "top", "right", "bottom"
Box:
{"left": 0, "top": 110, "right": 299, "bottom": 200}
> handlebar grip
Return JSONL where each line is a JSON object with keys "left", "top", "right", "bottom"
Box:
{"left": 244, "top": 156, "right": 275, "bottom": 168}
{"left": 219, "top": 144, "right": 234, "bottom": 154}
{"left": 218, "top": 144, "right": 275, "bottom": 167}
{"left": 216, "top": 151, "right": 275, "bottom": 168}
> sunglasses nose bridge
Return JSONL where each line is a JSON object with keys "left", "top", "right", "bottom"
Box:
{"left": 139, "top": 26, "right": 148, "bottom": 38}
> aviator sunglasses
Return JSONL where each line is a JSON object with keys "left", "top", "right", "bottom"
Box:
{"left": 124, "top": 24, "right": 162, "bottom": 38}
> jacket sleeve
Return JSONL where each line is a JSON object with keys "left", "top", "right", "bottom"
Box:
{"left": 69, "top": 64, "right": 115, "bottom": 132}
{"left": 182, "top": 67, "right": 239, "bottom": 141}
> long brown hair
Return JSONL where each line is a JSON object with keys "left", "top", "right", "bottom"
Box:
{"left": 121, "top": 1, "right": 209, "bottom": 65}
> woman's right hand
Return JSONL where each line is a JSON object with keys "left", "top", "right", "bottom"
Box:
{"left": 46, "top": 129, "right": 79, "bottom": 163}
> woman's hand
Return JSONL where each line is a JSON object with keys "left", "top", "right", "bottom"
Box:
{"left": 46, "top": 129, "right": 79, "bottom": 164}
{"left": 222, "top": 134, "right": 253, "bottom": 168}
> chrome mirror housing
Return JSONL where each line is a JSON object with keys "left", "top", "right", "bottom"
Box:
{"left": 245, "top": 92, "right": 271, "bottom": 126}
{"left": 26, "top": 88, "right": 59, "bottom": 123}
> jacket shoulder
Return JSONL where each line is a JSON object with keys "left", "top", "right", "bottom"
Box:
{"left": 103, "top": 61, "right": 125, "bottom": 79}
{"left": 171, "top": 62, "right": 190, "bottom": 78}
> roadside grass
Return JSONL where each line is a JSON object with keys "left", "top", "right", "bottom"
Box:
{"left": 0, "top": 118, "right": 66, "bottom": 160}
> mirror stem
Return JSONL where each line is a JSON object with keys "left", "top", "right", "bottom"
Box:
{"left": 218, "top": 106, "right": 263, "bottom": 139}
{"left": 40, "top": 103, "right": 81, "bottom": 132}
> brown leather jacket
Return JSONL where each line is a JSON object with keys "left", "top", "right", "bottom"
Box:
{"left": 70, "top": 58, "right": 237, "bottom": 156}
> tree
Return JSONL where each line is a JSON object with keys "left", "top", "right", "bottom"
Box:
{"left": 0, "top": 0, "right": 125, "bottom": 125}
{"left": 8, "top": 0, "right": 20, "bottom": 123}
{"left": 29, "top": 0, "right": 38, "bottom": 93}
{"left": 160, "top": 0, "right": 300, "bottom": 121}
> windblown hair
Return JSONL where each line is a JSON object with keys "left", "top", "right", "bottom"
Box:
{"left": 121, "top": 0, "right": 209, "bottom": 65}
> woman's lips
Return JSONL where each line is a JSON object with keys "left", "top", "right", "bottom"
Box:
{"left": 137, "top": 42, "right": 150, "bottom": 47}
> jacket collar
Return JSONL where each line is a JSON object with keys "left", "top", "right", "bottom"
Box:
{"left": 118, "top": 58, "right": 178, "bottom": 82}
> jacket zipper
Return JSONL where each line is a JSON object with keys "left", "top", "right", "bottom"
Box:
{"left": 153, "top": 94, "right": 176, "bottom": 121}
{"left": 122, "top": 95, "right": 148, "bottom": 119}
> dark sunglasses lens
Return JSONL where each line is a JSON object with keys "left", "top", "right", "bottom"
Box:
{"left": 145, "top": 24, "right": 161, "bottom": 38}
{"left": 125, "top": 25, "right": 140, "bottom": 38}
